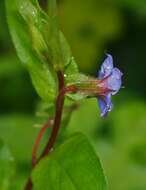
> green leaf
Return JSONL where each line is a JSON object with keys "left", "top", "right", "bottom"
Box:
{"left": 60, "top": 32, "right": 74, "bottom": 68}
{"left": 47, "top": 0, "right": 63, "bottom": 68}
{"left": 6, "top": 0, "right": 90, "bottom": 103}
{"left": 0, "top": 139, "right": 15, "bottom": 190}
{"left": 5, "top": 0, "right": 57, "bottom": 102}
{"left": 64, "top": 57, "right": 79, "bottom": 76}
{"left": 32, "top": 133, "right": 107, "bottom": 190}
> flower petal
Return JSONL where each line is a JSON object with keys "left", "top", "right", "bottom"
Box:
{"left": 106, "top": 68, "right": 123, "bottom": 95}
{"left": 98, "top": 54, "right": 113, "bottom": 79}
{"left": 98, "top": 94, "right": 113, "bottom": 117}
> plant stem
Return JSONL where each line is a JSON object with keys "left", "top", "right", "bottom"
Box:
{"left": 24, "top": 179, "right": 33, "bottom": 190}
{"left": 24, "top": 70, "right": 65, "bottom": 190}
{"left": 32, "top": 118, "right": 54, "bottom": 167}
{"left": 24, "top": 70, "right": 78, "bottom": 190}
{"left": 39, "top": 71, "right": 65, "bottom": 159}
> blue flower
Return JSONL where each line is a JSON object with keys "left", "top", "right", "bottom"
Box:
{"left": 97, "top": 54, "right": 123, "bottom": 117}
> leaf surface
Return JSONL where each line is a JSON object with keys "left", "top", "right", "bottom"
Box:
{"left": 32, "top": 133, "right": 107, "bottom": 190}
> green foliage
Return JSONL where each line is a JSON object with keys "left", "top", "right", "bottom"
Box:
{"left": 5, "top": 2, "right": 108, "bottom": 189}
{"left": 0, "top": 139, "right": 15, "bottom": 190}
{"left": 32, "top": 133, "right": 107, "bottom": 190}
{"left": 5, "top": 0, "right": 57, "bottom": 102}
{"left": 5, "top": 0, "right": 90, "bottom": 103}
{"left": 5, "top": 1, "right": 146, "bottom": 190}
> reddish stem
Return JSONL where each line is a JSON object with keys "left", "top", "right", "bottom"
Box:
{"left": 24, "top": 71, "right": 65, "bottom": 190}
{"left": 24, "top": 179, "right": 33, "bottom": 190}
{"left": 39, "top": 80, "right": 77, "bottom": 160}
{"left": 24, "top": 71, "right": 77, "bottom": 190}
{"left": 32, "top": 119, "right": 54, "bottom": 167}
{"left": 39, "top": 92, "right": 64, "bottom": 158}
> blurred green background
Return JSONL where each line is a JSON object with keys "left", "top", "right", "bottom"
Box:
{"left": 0, "top": 0, "right": 146, "bottom": 189}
